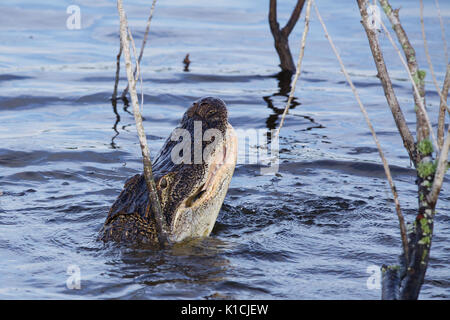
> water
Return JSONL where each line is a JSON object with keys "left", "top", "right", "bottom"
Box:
{"left": 0, "top": 0, "right": 449, "bottom": 299}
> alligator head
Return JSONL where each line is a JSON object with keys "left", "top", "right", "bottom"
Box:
{"left": 100, "top": 97, "right": 237, "bottom": 244}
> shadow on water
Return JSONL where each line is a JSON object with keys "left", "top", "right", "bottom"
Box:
{"left": 263, "top": 71, "right": 324, "bottom": 133}
{"left": 108, "top": 70, "right": 326, "bottom": 148}
{"left": 263, "top": 71, "right": 299, "bottom": 130}
{"left": 96, "top": 237, "right": 233, "bottom": 299}
{"left": 110, "top": 96, "right": 133, "bottom": 149}
{"left": 110, "top": 99, "right": 121, "bottom": 149}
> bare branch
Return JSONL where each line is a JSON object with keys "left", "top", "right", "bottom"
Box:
{"left": 269, "top": 0, "right": 279, "bottom": 37}
{"left": 428, "top": 126, "right": 450, "bottom": 205}
{"left": 378, "top": 0, "right": 429, "bottom": 143}
{"left": 281, "top": 0, "right": 306, "bottom": 37}
{"left": 377, "top": 18, "right": 439, "bottom": 153}
{"left": 128, "top": 27, "right": 144, "bottom": 114}
{"left": 122, "top": 0, "right": 157, "bottom": 99}
{"left": 116, "top": 0, "right": 169, "bottom": 246}
{"left": 268, "top": 0, "right": 306, "bottom": 73}
{"left": 316, "top": 0, "right": 409, "bottom": 262}
{"left": 420, "top": 0, "right": 449, "bottom": 149}
{"left": 276, "top": 0, "right": 312, "bottom": 138}
{"left": 438, "top": 64, "right": 450, "bottom": 148}
{"left": 356, "top": 1, "right": 417, "bottom": 165}
{"left": 361, "top": 0, "right": 444, "bottom": 300}
{"left": 435, "top": 0, "right": 449, "bottom": 63}
{"left": 420, "top": 0, "right": 438, "bottom": 98}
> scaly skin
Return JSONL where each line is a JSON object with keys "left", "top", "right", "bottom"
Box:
{"left": 100, "top": 97, "right": 237, "bottom": 244}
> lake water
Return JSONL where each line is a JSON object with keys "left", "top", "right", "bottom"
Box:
{"left": 0, "top": 0, "right": 449, "bottom": 299}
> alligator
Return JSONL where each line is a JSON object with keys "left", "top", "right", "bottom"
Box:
{"left": 100, "top": 97, "right": 237, "bottom": 244}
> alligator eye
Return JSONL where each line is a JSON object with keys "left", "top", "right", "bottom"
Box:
{"left": 207, "top": 109, "right": 217, "bottom": 117}
{"left": 159, "top": 177, "right": 168, "bottom": 189}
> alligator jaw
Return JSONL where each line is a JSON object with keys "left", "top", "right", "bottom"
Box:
{"left": 169, "top": 123, "right": 238, "bottom": 242}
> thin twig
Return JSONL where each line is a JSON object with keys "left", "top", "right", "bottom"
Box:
{"left": 377, "top": 18, "right": 439, "bottom": 153}
{"left": 122, "top": 0, "right": 157, "bottom": 99}
{"left": 116, "top": 0, "right": 169, "bottom": 246}
{"left": 379, "top": 0, "right": 429, "bottom": 144}
{"left": 438, "top": 64, "right": 450, "bottom": 148}
{"left": 357, "top": 1, "right": 417, "bottom": 165}
{"left": 420, "top": 0, "right": 450, "bottom": 150}
{"left": 128, "top": 27, "right": 144, "bottom": 111}
{"left": 435, "top": 0, "right": 449, "bottom": 64}
{"left": 428, "top": 126, "right": 450, "bottom": 205}
{"left": 275, "top": 0, "right": 312, "bottom": 139}
{"left": 314, "top": 0, "right": 409, "bottom": 261}
{"left": 420, "top": 0, "right": 438, "bottom": 101}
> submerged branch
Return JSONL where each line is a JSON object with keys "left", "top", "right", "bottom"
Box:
{"left": 269, "top": 0, "right": 306, "bottom": 73}
{"left": 381, "top": 265, "right": 401, "bottom": 300}
{"left": 275, "top": 0, "right": 312, "bottom": 138}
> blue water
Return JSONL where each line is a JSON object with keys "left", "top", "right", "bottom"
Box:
{"left": 0, "top": 0, "right": 449, "bottom": 299}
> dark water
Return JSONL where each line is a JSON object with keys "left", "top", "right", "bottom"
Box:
{"left": 0, "top": 0, "right": 449, "bottom": 299}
